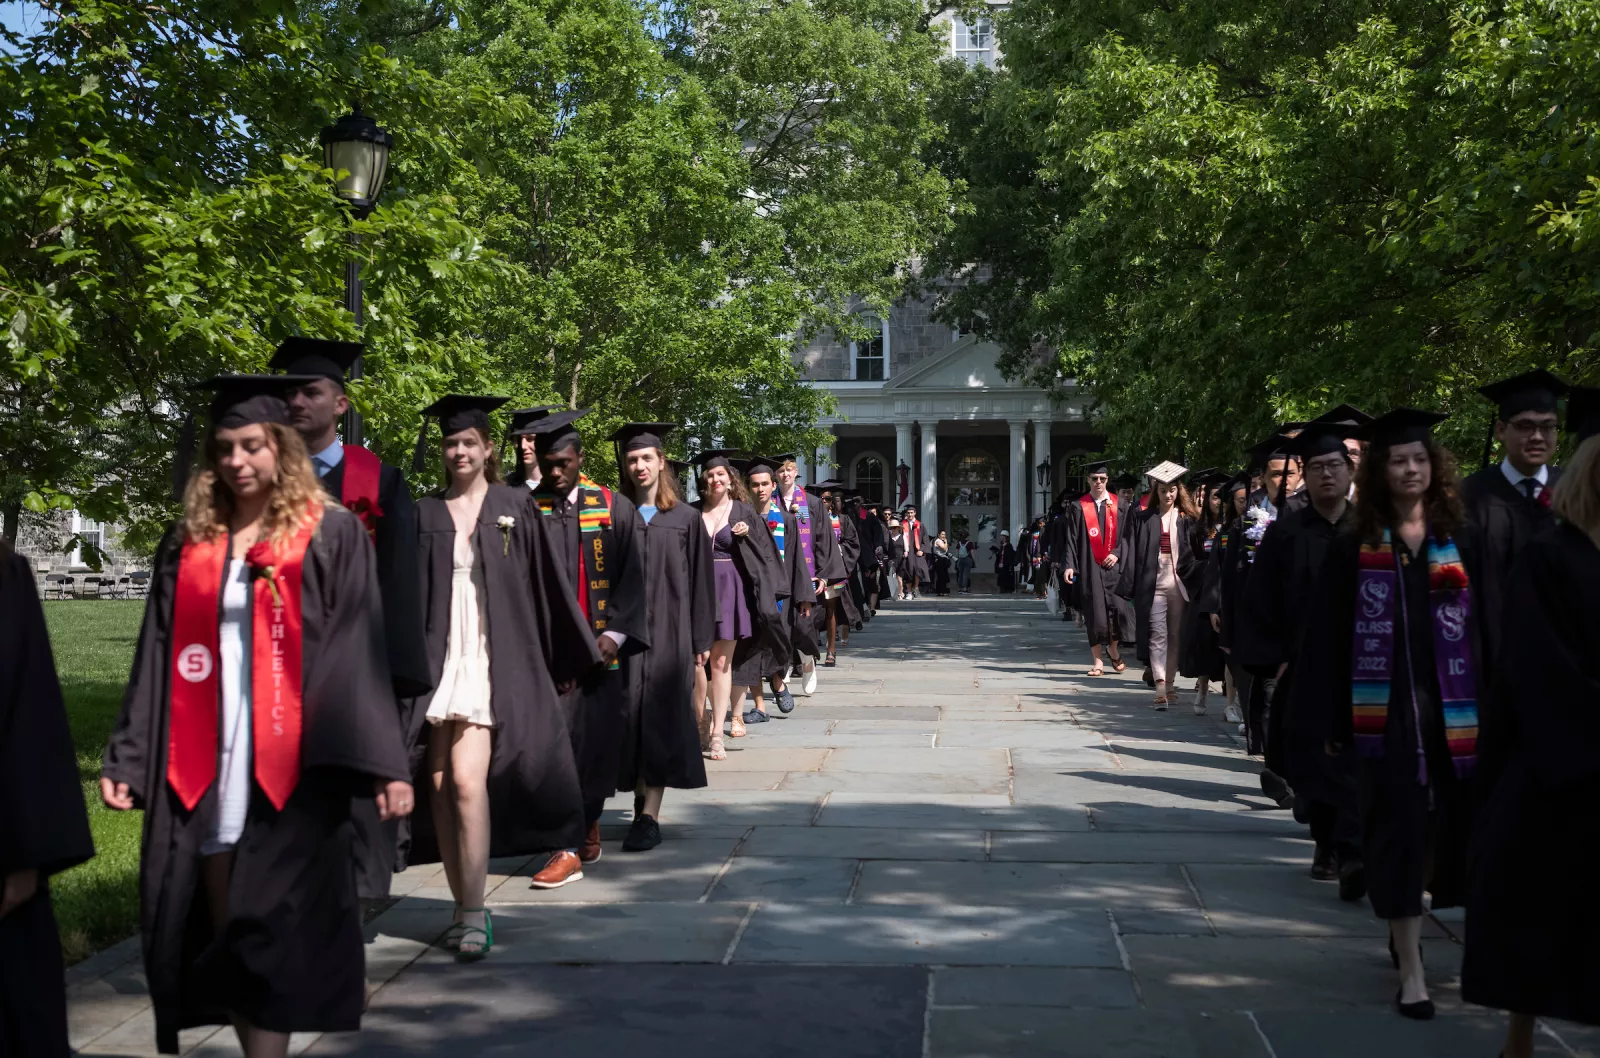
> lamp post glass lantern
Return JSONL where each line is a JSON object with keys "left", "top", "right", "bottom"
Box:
{"left": 1036, "top": 458, "right": 1051, "bottom": 513}
{"left": 320, "top": 106, "right": 393, "bottom": 447}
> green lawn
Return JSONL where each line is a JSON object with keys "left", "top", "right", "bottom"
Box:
{"left": 43, "top": 600, "right": 146, "bottom": 963}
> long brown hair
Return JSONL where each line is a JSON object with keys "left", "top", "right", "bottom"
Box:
{"left": 1552, "top": 435, "right": 1600, "bottom": 549}
{"left": 618, "top": 447, "right": 680, "bottom": 512}
{"left": 1153, "top": 482, "right": 1200, "bottom": 519}
{"left": 182, "top": 421, "right": 326, "bottom": 545}
{"left": 1354, "top": 438, "right": 1463, "bottom": 544}
{"left": 699, "top": 465, "right": 749, "bottom": 505}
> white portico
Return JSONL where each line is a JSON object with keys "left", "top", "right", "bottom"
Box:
{"left": 797, "top": 332, "right": 1101, "bottom": 549}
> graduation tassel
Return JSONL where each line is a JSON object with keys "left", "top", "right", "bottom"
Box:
{"left": 411, "top": 419, "right": 431, "bottom": 477}
{"left": 170, "top": 411, "right": 196, "bottom": 502}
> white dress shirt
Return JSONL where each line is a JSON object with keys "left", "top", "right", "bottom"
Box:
{"left": 1500, "top": 459, "right": 1549, "bottom": 501}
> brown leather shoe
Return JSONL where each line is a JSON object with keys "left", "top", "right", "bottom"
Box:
{"left": 528, "top": 850, "right": 584, "bottom": 889}
{"left": 579, "top": 821, "right": 603, "bottom": 864}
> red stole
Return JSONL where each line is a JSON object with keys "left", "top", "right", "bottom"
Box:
{"left": 339, "top": 444, "right": 384, "bottom": 538}
{"left": 1079, "top": 494, "right": 1117, "bottom": 565}
{"left": 168, "top": 517, "right": 316, "bottom": 812}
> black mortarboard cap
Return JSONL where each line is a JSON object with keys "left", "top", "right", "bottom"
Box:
{"left": 1287, "top": 422, "right": 1360, "bottom": 460}
{"left": 1311, "top": 403, "right": 1374, "bottom": 427}
{"left": 805, "top": 479, "right": 846, "bottom": 495}
{"left": 522, "top": 409, "right": 588, "bottom": 454}
{"left": 1566, "top": 386, "right": 1600, "bottom": 443}
{"left": 1479, "top": 369, "right": 1568, "bottom": 420}
{"left": 1085, "top": 461, "right": 1110, "bottom": 476}
{"left": 694, "top": 449, "right": 742, "bottom": 473}
{"left": 1247, "top": 434, "right": 1293, "bottom": 470}
{"left": 269, "top": 337, "right": 362, "bottom": 386}
{"left": 198, "top": 374, "right": 315, "bottom": 428}
{"left": 507, "top": 406, "right": 561, "bottom": 437}
{"left": 608, "top": 422, "right": 676, "bottom": 452}
{"left": 1360, "top": 408, "right": 1449, "bottom": 447}
{"left": 414, "top": 395, "right": 511, "bottom": 473}
{"left": 1111, "top": 473, "right": 1139, "bottom": 490}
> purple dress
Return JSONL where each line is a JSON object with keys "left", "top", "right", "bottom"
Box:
{"left": 712, "top": 524, "right": 753, "bottom": 641}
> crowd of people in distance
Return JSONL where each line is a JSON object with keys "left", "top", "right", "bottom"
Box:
{"left": 1033, "top": 371, "right": 1600, "bottom": 1054}
{"left": 5, "top": 344, "right": 1599, "bottom": 1058}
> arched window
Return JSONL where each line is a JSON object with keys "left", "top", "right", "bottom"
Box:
{"left": 851, "top": 315, "right": 886, "bottom": 381}
{"left": 853, "top": 453, "right": 886, "bottom": 505}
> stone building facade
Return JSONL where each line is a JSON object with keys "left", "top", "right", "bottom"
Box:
{"left": 793, "top": 289, "right": 1102, "bottom": 550}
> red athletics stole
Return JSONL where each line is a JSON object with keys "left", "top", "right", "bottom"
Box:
{"left": 1079, "top": 494, "right": 1117, "bottom": 565}
{"left": 168, "top": 516, "right": 317, "bottom": 812}
{"left": 339, "top": 444, "right": 384, "bottom": 538}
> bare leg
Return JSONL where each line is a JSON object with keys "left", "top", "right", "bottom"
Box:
{"left": 694, "top": 659, "right": 710, "bottom": 746}
{"left": 826, "top": 598, "right": 838, "bottom": 655}
{"left": 202, "top": 853, "right": 291, "bottom": 1058}
{"left": 641, "top": 785, "right": 665, "bottom": 820}
{"left": 426, "top": 723, "right": 463, "bottom": 911}
{"left": 708, "top": 640, "right": 736, "bottom": 741}
{"left": 1503, "top": 1013, "right": 1537, "bottom": 1058}
{"left": 1392, "top": 916, "right": 1428, "bottom": 1004}
{"left": 448, "top": 722, "right": 494, "bottom": 953}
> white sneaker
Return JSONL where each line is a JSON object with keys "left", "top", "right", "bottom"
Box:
{"left": 801, "top": 662, "right": 818, "bottom": 696}
{"left": 1224, "top": 704, "right": 1243, "bottom": 724}
{"left": 1193, "top": 700, "right": 1208, "bottom": 717}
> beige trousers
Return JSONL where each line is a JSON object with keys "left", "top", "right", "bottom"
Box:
{"left": 1150, "top": 554, "right": 1186, "bottom": 688}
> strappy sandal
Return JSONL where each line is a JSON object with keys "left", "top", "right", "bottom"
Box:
{"left": 705, "top": 735, "right": 727, "bottom": 761}
{"left": 729, "top": 713, "right": 747, "bottom": 738}
{"left": 441, "top": 906, "right": 466, "bottom": 951}
{"left": 824, "top": 653, "right": 837, "bottom": 667}
{"left": 1152, "top": 688, "right": 1170, "bottom": 711}
{"left": 1087, "top": 663, "right": 1104, "bottom": 677}
{"left": 456, "top": 908, "right": 493, "bottom": 962}
{"left": 1109, "top": 657, "right": 1127, "bottom": 673}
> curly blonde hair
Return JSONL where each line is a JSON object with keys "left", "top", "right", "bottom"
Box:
{"left": 1553, "top": 435, "right": 1600, "bottom": 549}
{"left": 182, "top": 421, "right": 326, "bottom": 544}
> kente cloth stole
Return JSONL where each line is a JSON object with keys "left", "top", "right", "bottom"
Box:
{"left": 339, "top": 444, "right": 384, "bottom": 539}
{"left": 1079, "top": 495, "right": 1117, "bottom": 564}
{"left": 1350, "top": 530, "right": 1477, "bottom": 778}
{"left": 788, "top": 492, "right": 817, "bottom": 579}
{"left": 828, "top": 512, "right": 842, "bottom": 541}
{"left": 536, "top": 476, "right": 617, "bottom": 667}
{"left": 169, "top": 518, "right": 316, "bottom": 812}
{"left": 765, "top": 507, "right": 788, "bottom": 614}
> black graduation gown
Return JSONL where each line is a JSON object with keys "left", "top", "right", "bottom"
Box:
{"left": 319, "top": 457, "right": 432, "bottom": 897}
{"left": 1463, "top": 522, "right": 1600, "bottom": 1024}
{"left": 1115, "top": 508, "right": 1197, "bottom": 665}
{"left": 1288, "top": 529, "right": 1485, "bottom": 919}
{"left": 1213, "top": 516, "right": 1254, "bottom": 657}
{"left": 536, "top": 485, "right": 650, "bottom": 811}
{"left": 1461, "top": 465, "right": 1561, "bottom": 681}
{"left": 832, "top": 509, "right": 863, "bottom": 624}
{"left": 1178, "top": 524, "right": 1227, "bottom": 680}
{"left": 102, "top": 508, "right": 412, "bottom": 1053}
{"left": 734, "top": 505, "right": 809, "bottom": 685}
{"left": 1061, "top": 496, "right": 1134, "bottom": 645}
{"left": 781, "top": 488, "right": 845, "bottom": 648}
{"left": 618, "top": 502, "right": 715, "bottom": 791}
{"left": 1236, "top": 503, "right": 1355, "bottom": 782}
{"left": 991, "top": 542, "right": 1016, "bottom": 591}
{"left": 0, "top": 549, "right": 95, "bottom": 1058}
{"left": 410, "top": 486, "right": 602, "bottom": 860}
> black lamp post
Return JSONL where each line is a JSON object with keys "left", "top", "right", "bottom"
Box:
{"left": 320, "top": 106, "right": 393, "bottom": 447}
{"left": 896, "top": 459, "right": 910, "bottom": 507}
{"left": 1035, "top": 458, "right": 1051, "bottom": 515}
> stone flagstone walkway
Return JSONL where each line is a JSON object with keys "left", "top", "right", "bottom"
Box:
{"left": 68, "top": 595, "right": 1596, "bottom": 1056}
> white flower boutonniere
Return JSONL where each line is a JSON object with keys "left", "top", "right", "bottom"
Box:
{"left": 497, "top": 515, "right": 515, "bottom": 555}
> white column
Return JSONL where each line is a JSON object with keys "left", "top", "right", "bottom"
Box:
{"left": 920, "top": 420, "right": 939, "bottom": 529}
{"left": 895, "top": 421, "right": 915, "bottom": 507}
{"left": 1033, "top": 420, "right": 1052, "bottom": 517}
{"left": 1008, "top": 420, "right": 1027, "bottom": 538}
{"left": 820, "top": 438, "right": 837, "bottom": 480}
{"left": 795, "top": 450, "right": 811, "bottom": 488}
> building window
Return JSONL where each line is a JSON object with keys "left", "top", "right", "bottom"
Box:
{"left": 70, "top": 512, "right": 104, "bottom": 568}
{"left": 952, "top": 17, "right": 995, "bottom": 67}
{"left": 945, "top": 450, "right": 1002, "bottom": 508}
{"left": 850, "top": 315, "right": 887, "bottom": 381}
{"left": 853, "top": 453, "right": 886, "bottom": 505}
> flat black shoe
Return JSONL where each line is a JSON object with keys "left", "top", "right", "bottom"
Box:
{"left": 622, "top": 814, "right": 662, "bottom": 852}
{"left": 1338, "top": 861, "right": 1367, "bottom": 903}
{"left": 1309, "top": 843, "right": 1338, "bottom": 881}
{"left": 1395, "top": 990, "right": 1434, "bottom": 1021}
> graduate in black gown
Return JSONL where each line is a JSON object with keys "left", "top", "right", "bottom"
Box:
{"left": 812, "top": 483, "right": 861, "bottom": 656}
{"left": 272, "top": 338, "right": 431, "bottom": 897}
{"left": 1115, "top": 463, "right": 1198, "bottom": 709}
{"left": 736, "top": 455, "right": 813, "bottom": 723}
{"left": 1062, "top": 463, "right": 1132, "bottom": 675}
{"left": 1179, "top": 471, "right": 1229, "bottom": 712}
{"left": 1464, "top": 387, "right": 1600, "bottom": 1058}
{"left": 505, "top": 405, "right": 559, "bottom": 491}
{"left": 1237, "top": 426, "right": 1365, "bottom": 892}
{"left": 1289, "top": 409, "right": 1485, "bottom": 1021}
{"left": 1199, "top": 472, "right": 1251, "bottom": 727}
{"left": 856, "top": 501, "right": 887, "bottom": 615}
{"left": 102, "top": 375, "right": 414, "bottom": 1055}
{"left": 1, "top": 543, "right": 94, "bottom": 1058}
{"left": 523, "top": 410, "right": 649, "bottom": 883}
{"left": 776, "top": 456, "right": 845, "bottom": 680}
{"left": 611, "top": 424, "right": 716, "bottom": 852}
{"left": 1461, "top": 369, "right": 1567, "bottom": 682}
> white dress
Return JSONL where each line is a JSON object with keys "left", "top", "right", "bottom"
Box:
{"left": 202, "top": 558, "right": 253, "bottom": 855}
{"left": 425, "top": 529, "right": 495, "bottom": 727}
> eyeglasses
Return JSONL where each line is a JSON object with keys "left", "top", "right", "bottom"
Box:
{"left": 1506, "top": 418, "right": 1558, "bottom": 437}
{"left": 1305, "top": 460, "right": 1347, "bottom": 478}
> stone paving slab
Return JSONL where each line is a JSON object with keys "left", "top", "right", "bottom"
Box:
{"left": 931, "top": 966, "right": 1138, "bottom": 1009}
{"left": 398, "top": 903, "right": 749, "bottom": 965}
{"left": 933, "top": 723, "right": 1104, "bottom": 749}
{"left": 814, "top": 794, "right": 1091, "bottom": 832}
{"left": 821, "top": 746, "right": 1010, "bottom": 774}
{"left": 489, "top": 837, "right": 740, "bottom": 904}
{"left": 732, "top": 904, "right": 1122, "bottom": 966}
{"left": 779, "top": 770, "right": 1013, "bottom": 796}
{"left": 706, "top": 745, "right": 830, "bottom": 770}
{"left": 1248, "top": 1009, "right": 1573, "bottom": 1058}
{"left": 926, "top": 1008, "right": 1269, "bottom": 1058}
{"left": 313, "top": 965, "right": 928, "bottom": 1057}
{"left": 853, "top": 861, "right": 1197, "bottom": 910}
{"left": 1184, "top": 864, "right": 1401, "bottom": 938}
{"left": 988, "top": 831, "right": 1315, "bottom": 865}
{"left": 738, "top": 824, "right": 989, "bottom": 860}
{"left": 705, "top": 855, "right": 860, "bottom": 903}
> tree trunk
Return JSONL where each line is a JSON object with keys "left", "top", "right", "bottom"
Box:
{"left": 1, "top": 496, "right": 21, "bottom": 549}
